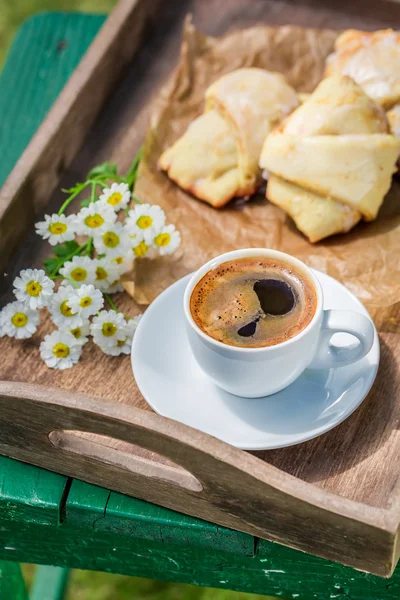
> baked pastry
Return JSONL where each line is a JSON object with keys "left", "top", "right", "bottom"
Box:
{"left": 325, "top": 29, "right": 400, "bottom": 109}
{"left": 159, "top": 68, "right": 298, "bottom": 208}
{"left": 387, "top": 104, "right": 400, "bottom": 138}
{"left": 259, "top": 75, "right": 400, "bottom": 242}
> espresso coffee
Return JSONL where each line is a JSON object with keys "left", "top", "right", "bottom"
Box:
{"left": 190, "top": 257, "right": 317, "bottom": 348}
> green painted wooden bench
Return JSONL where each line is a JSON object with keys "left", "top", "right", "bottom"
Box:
{"left": 1, "top": 13, "right": 400, "bottom": 600}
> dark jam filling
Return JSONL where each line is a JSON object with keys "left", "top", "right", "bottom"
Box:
{"left": 237, "top": 279, "right": 295, "bottom": 338}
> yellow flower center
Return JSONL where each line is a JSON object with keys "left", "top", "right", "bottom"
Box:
{"left": 113, "top": 257, "right": 124, "bottom": 265}
{"left": 60, "top": 300, "right": 75, "bottom": 318}
{"left": 49, "top": 222, "right": 67, "bottom": 235}
{"left": 107, "top": 192, "right": 122, "bottom": 206}
{"left": 53, "top": 343, "right": 70, "bottom": 358}
{"left": 102, "top": 322, "right": 117, "bottom": 337}
{"left": 80, "top": 296, "right": 92, "bottom": 309}
{"left": 102, "top": 232, "right": 120, "bottom": 248}
{"left": 70, "top": 267, "right": 87, "bottom": 282}
{"left": 70, "top": 327, "right": 81, "bottom": 339}
{"left": 26, "top": 281, "right": 42, "bottom": 297}
{"left": 96, "top": 267, "right": 108, "bottom": 281}
{"left": 11, "top": 312, "right": 28, "bottom": 328}
{"left": 154, "top": 232, "right": 171, "bottom": 247}
{"left": 117, "top": 338, "right": 126, "bottom": 347}
{"left": 84, "top": 214, "right": 104, "bottom": 229}
{"left": 133, "top": 241, "right": 148, "bottom": 257}
{"left": 136, "top": 215, "right": 153, "bottom": 229}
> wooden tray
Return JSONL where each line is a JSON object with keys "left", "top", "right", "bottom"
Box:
{"left": 1, "top": 0, "right": 400, "bottom": 578}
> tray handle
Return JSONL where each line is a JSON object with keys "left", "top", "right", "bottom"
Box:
{"left": 0, "top": 380, "right": 395, "bottom": 577}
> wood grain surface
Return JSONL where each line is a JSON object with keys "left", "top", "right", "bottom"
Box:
{"left": 2, "top": 0, "right": 400, "bottom": 576}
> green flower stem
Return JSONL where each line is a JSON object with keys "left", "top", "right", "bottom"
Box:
{"left": 104, "top": 293, "right": 118, "bottom": 312}
{"left": 125, "top": 147, "right": 142, "bottom": 189}
{"left": 86, "top": 237, "right": 93, "bottom": 256}
{"left": 91, "top": 181, "right": 97, "bottom": 203}
{"left": 131, "top": 193, "right": 142, "bottom": 205}
{"left": 58, "top": 182, "right": 92, "bottom": 215}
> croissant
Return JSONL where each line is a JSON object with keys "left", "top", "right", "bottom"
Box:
{"left": 159, "top": 68, "right": 298, "bottom": 208}
{"left": 325, "top": 29, "right": 400, "bottom": 109}
{"left": 259, "top": 75, "right": 400, "bottom": 242}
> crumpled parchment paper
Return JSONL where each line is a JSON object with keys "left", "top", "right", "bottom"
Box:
{"left": 127, "top": 18, "right": 400, "bottom": 331}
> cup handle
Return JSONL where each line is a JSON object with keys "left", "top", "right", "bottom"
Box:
{"left": 310, "top": 309, "right": 375, "bottom": 369}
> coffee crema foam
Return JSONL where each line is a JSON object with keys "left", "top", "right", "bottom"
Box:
{"left": 190, "top": 257, "right": 317, "bottom": 348}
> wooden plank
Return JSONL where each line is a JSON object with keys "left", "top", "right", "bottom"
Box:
{"left": 0, "top": 518, "right": 399, "bottom": 600}
{"left": 0, "top": 0, "right": 162, "bottom": 274}
{"left": 0, "top": 561, "right": 28, "bottom": 600}
{"left": 0, "top": 12, "right": 106, "bottom": 189}
{"left": 65, "top": 479, "right": 253, "bottom": 555}
{"left": 30, "top": 566, "right": 70, "bottom": 600}
{"left": 0, "top": 456, "right": 67, "bottom": 527}
{"left": 103, "top": 492, "right": 254, "bottom": 555}
{"left": 63, "top": 480, "right": 111, "bottom": 529}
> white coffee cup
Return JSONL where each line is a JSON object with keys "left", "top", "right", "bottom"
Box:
{"left": 183, "top": 248, "right": 375, "bottom": 398}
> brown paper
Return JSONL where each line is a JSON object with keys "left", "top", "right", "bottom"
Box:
{"left": 132, "top": 18, "right": 400, "bottom": 327}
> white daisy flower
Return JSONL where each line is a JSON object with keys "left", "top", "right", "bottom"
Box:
{"left": 125, "top": 204, "right": 166, "bottom": 243}
{"left": 48, "top": 285, "right": 82, "bottom": 328}
{"left": 90, "top": 310, "right": 126, "bottom": 349}
{"left": 93, "top": 222, "right": 131, "bottom": 259}
{"left": 35, "top": 214, "right": 76, "bottom": 246}
{"left": 111, "top": 249, "right": 135, "bottom": 275}
{"left": 68, "top": 284, "right": 104, "bottom": 319}
{"left": 0, "top": 301, "right": 40, "bottom": 339}
{"left": 40, "top": 330, "right": 82, "bottom": 370}
{"left": 92, "top": 257, "right": 120, "bottom": 291}
{"left": 13, "top": 268, "right": 54, "bottom": 309}
{"left": 153, "top": 225, "right": 181, "bottom": 255}
{"left": 97, "top": 315, "right": 141, "bottom": 356}
{"left": 59, "top": 256, "right": 96, "bottom": 287}
{"left": 65, "top": 321, "right": 91, "bottom": 345}
{"left": 98, "top": 182, "right": 131, "bottom": 212}
{"left": 74, "top": 202, "right": 116, "bottom": 236}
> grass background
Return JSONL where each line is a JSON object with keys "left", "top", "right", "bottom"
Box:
{"left": 0, "top": 0, "right": 278, "bottom": 598}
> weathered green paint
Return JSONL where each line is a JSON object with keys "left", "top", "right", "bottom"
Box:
{"left": 31, "top": 566, "right": 70, "bottom": 600}
{"left": 66, "top": 481, "right": 254, "bottom": 555}
{"left": 0, "top": 560, "right": 28, "bottom": 600}
{"left": 104, "top": 491, "right": 254, "bottom": 555}
{"left": 0, "top": 12, "right": 105, "bottom": 187}
{"left": 0, "top": 457, "right": 67, "bottom": 527}
{"left": 0, "top": 519, "right": 398, "bottom": 600}
{"left": 63, "top": 481, "right": 111, "bottom": 530}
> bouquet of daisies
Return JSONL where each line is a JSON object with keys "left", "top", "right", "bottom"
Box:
{"left": 0, "top": 155, "right": 180, "bottom": 369}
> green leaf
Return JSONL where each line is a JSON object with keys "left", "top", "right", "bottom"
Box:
{"left": 53, "top": 240, "right": 79, "bottom": 258}
{"left": 43, "top": 257, "right": 60, "bottom": 276}
{"left": 87, "top": 162, "right": 118, "bottom": 179}
{"left": 80, "top": 197, "right": 91, "bottom": 208}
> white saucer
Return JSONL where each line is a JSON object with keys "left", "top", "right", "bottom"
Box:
{"left": 131, "top": 270, "right": 379, "bottom": 450}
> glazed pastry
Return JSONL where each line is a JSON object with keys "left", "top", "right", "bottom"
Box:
{"left": 259, "top": 75, "right": 400, "bottom": 242}
{"left": 325, "top": 29, "right": 400, "bottom": 109}
{"left": 159, "top": 68, "right": 298, "bottom": 208}
{"left": 387, "top": 104, "right": 400, "bottom": 138}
